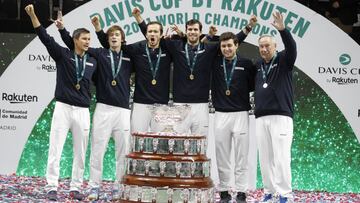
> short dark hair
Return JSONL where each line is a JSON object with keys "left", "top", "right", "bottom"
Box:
{"left": 72, "top": 28, "right": 90, "bottom": 39}
{"left": 219, "top": 32, "right": 238, "bottom": 45}
{"left": 147, "top": 21, "right": 163, "bottom": 35}
{"left": 186, "top": 19, "right": 202, "bottom": 31}
{"left": 106, "top": 25, "right": 126, "bottom": 43}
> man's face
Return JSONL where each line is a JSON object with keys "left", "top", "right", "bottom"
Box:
{"left": 220, "top": 39, "right": 238, "bottom": 60}
{"left": 146, "top": 24, "right": 161, "bottom": 48}
{"left": 108, "top": 30, "right": 122, "bottom": 49}
{"left": 258, "top": 36, "right": 277, "bottom": 62}
{"left": 186, "top": 23, "right": 201, "bottom": 44}
{"left": 74, "top": 33, "right": 90, "bottom": 52}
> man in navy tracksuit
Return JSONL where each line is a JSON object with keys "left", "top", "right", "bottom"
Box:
{"left": 212, "top": 32, "right": 256, "bottom": 203}
{"left": 55, "top": 17, "right": 133, "bottom": 200}
{"left": 95, "top": 17, "right": 172, "bottom": 133}
{"left": 163, "top": 20, "right": 249, "bottom": 136}
{"left": 25, "top": 4, "right": 97, "bottom": 201}
{"left": 132, "top": 8, "right": 255, "bottom": 136}
{"left": 254, "top": 12, "right": 297, "bottom": 203}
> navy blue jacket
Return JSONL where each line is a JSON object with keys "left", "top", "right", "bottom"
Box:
{"left": 254, "top": 29, "right": 297, "bottom": 118}
{"left": 96, "top": 30, "right": 171, "bottom": 105}
{"left": 59, "top": 28, "right": 132, "bottom": 109}
{"left": 35, "top": 26, "right": 96, "bottom": 107}
{"left": 138, "top": 21, "right": 247, "bottom": 103}
{"left": 212, "top": 54, "right": 256, "bottom": 112}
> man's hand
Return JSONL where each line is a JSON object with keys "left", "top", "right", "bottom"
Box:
{"left": 208, "top": 25, "right": 217, "bottom": 37}
{"left": 54, "top": 18, "right": 64, "bottom": 30}
{"left": 271, "top": 11, "right": 285, "bottom": 31}
{"left": 163, "top": 27, "right": 171, "bottom": 39}
{"left": 52, "top": 11, "right": 64, "bottom": 30}
{"left": 248, "top": 15, "right": 257, "bottom": 28}
{"left": 132, "top": 7, "right": 141, "bottom": 17}
{"left": 25, "top": 4, "right": 35, "bottom": 17}
{"left": 332, "top": 1, "right": 340, "bottom": 8}
{"left": 170, "top": 24, "right": 184, "bottom": 37}
{"left": 91, "top": 15, "right": 101, "bottom": 32}
{"left": 132, "top": 7, "right": 143, "bottom": 23}
{"left": 25, "top": 4, "right": 40, "bottom": 28}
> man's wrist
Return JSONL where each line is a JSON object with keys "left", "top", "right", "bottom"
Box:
{"left": 277, "top": 26, "right": 286, "bottom": 31}
{"left": 206, "top": 34, "right": 213, "bottom": 40}
{"left": 245, "top": 25, "right": 252, "bottom": 32}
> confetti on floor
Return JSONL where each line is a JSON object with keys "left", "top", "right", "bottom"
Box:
{"left": 0, "top": 174, "right": 359, "bottom": 202}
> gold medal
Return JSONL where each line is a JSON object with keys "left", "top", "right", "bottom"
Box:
{"left": 75, "top": 83, "right": 80, "bottom": 90}
{"left": 151, "top": 79, "right": 157, "bottom": 85}
{"left": 189, "top": 74, "right": 194, "bottom": 80}
{"left": 225, "top": 90, "right": 231, "bottom": 96}
{"left": 111, "top": 80, "right": 117, "bottom": 86}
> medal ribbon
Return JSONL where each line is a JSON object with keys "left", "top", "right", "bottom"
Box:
{"left": 261, "top": 52, "right": 277, "bottom": 84}
{"left": 74, "top": 52, "right": 87, "bottom": 84}
{"left": 109, "top": 49, "right": 123, "bottom": 80}
{"left": 222, "top": 56, "right": 237, "bottom": 92}
{"left": 185, "top": 43, "right": 201, "bottom": 75}
{"left": 145, "top": 44, "right": 162, "bottom": 81}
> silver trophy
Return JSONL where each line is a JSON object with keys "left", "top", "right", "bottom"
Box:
{"left": 159, "top": 161, "right": 166, "bottom": 176}
{"left": 180, "top": 188, "right": 190, "bottom": 202}
{"left": 168, "top": 139, "right": 175, "bottom": 153}
{"left": 152, "top": 138, "right": 159, "bottom": 152}
{"left": 167, "top": 188, "right": 174, "bottom": 202}
{"left": 151, "top": 187, "right": 157, "bottom": 202}
{"left": 122, "top": 104, "right": 214, "bottom": 203}
{"left": 151, "top": 104, "right": 191, "bottom": 133}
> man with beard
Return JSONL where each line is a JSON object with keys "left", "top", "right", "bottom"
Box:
{"left": 25, "top": 4, "right": 97, "bottom": 201}
{"left": 255, "top": 12, "right": 297, "bottom": 203}
{"left": 95, "top": 16, "right": 172, "bottom": 133}
{"left": 54, "top": 16, "right": 132, "bottom": 201}
{"left": 132, "top": 8, "right": 256, "bottom": 136}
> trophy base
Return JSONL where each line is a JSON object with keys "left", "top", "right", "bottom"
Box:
{"left": 118, "top": 182, "right": 214, "bottom": 203}
{"left": 124, "top": 122, "right": 213, "bottom": 203}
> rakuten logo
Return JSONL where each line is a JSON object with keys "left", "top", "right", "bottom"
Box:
{"left": 2, "top": 93, "right": 38, "bottom": 104}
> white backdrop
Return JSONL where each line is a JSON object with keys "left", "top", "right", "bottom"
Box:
{"left": 0, "top": 0, "right": 359, "bottom": 180}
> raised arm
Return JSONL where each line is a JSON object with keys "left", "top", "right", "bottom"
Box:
{"left": 25, "top": 4, "right": 62, "bottom": 60}
{"left": 132, "top": 7, "right": 144, "bottom": 24}
{"left": 91, "top": 15, "right": 110, "bottom": 49}
{"left": 272, "top": 12, "right": 297, "bottom": 68}
{"left": 54, "top": 18, "right": 75, "bottom": 50}
{"left": 56, "top": 19, "right": 99, "bottom": 57}
{"left": 25, "top": 4, "right": 40, "bottom": 28}
{"left": 201, "top": 25, "right": 218, "bottom": 43}
{"left": 236, "top": 15, "right": 257, "bottom": 43}
{"left": 132, "top": 7, "right": 147, "bottom": 37}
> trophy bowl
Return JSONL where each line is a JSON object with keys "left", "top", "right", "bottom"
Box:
{"left": 150, "top": 104, "right": 191, "bottom": 133}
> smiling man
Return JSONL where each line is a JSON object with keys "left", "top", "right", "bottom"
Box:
{"left": 254, "top": 12, "right": 297, "bottom": 203}
{"left": 54, "top": 16, "right": 133, "bottom": 201}
{"left": 212, "top": 32, "right": 256, "bottom": 203}
{"left": 132, "top": 7, "right": 256, "bottom": 136}
{"left": 96, "top": 15, "right": 172, "bottom": 133}
{"left": 25, "top": 4, "right": 97, "bottom": 201}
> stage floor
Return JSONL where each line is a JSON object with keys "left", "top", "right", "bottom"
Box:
{"left": 0, "top": 174, "right": 359, "bottom": 202}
